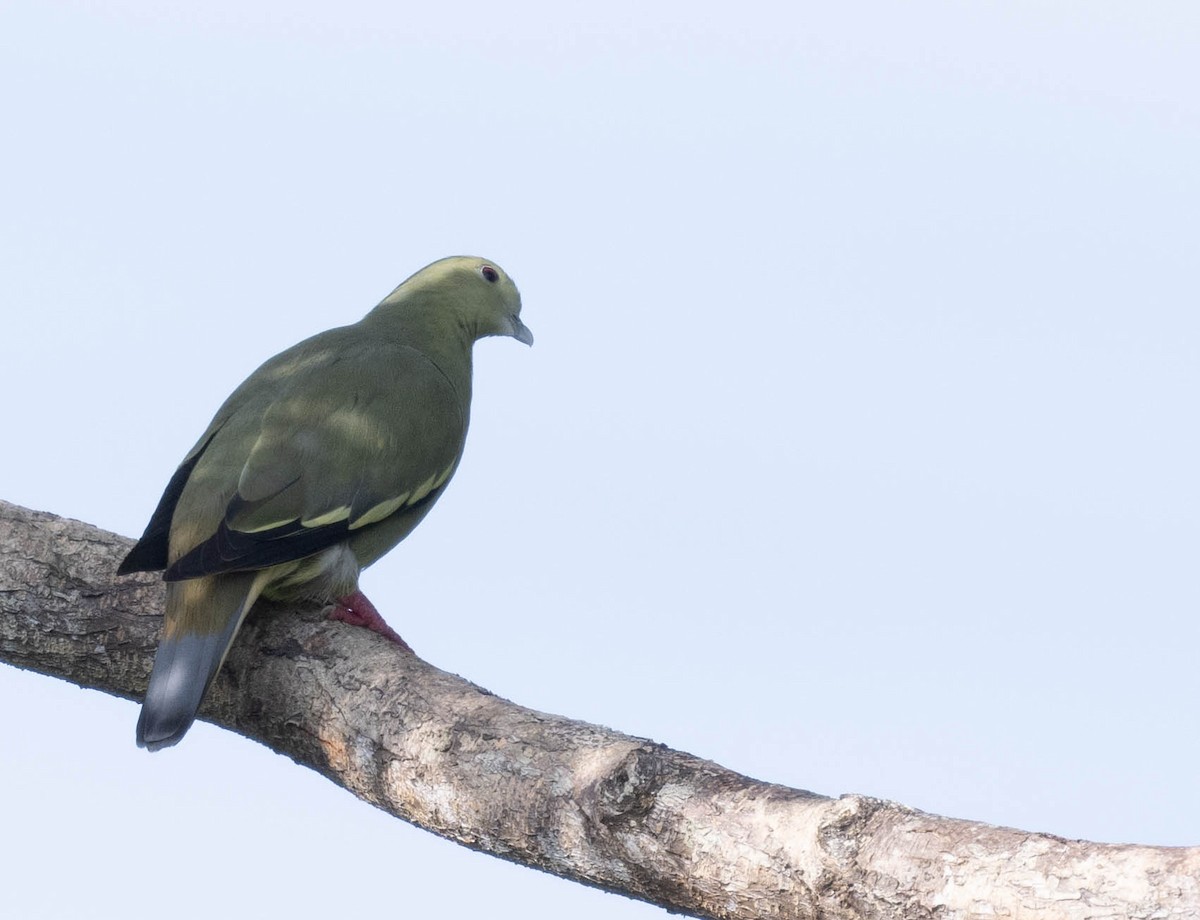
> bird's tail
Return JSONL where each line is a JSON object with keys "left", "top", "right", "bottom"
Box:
{"left": 137, "top": 572, "right": 266, "bottom": 751}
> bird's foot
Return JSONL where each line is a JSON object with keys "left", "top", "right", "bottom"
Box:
{"left": 328, "top": 590, "right": 412, "bottom": 652}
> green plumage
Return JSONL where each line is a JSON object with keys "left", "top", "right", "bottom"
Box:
{"left": 120, "top": 256, "right": 531, "bottom": 750}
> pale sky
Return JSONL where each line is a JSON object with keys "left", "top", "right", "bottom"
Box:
{"left": 1, "top": 2, "right": 1197, "bottom": 918}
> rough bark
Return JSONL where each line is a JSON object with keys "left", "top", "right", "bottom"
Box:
{"left": 0, "top": 499, "right": 1196, "bottom": 920}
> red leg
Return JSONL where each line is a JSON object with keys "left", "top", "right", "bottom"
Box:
{"left": 328, "top": 590, "right": 412, "bottom": 652}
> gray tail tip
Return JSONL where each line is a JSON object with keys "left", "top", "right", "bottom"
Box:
{"left": 136, "top": 708, "right": 194, "bottom": 752}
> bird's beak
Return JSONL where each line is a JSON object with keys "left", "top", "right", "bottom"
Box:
{"left": 509, "top": 315, "right": 534, "bottom": 346}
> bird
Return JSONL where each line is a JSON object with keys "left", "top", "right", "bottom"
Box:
{"left": 117, "top": 256, "right": 532, "bottom": 751}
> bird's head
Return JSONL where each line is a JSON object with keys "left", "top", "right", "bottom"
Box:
{"left": 376, "top": 256, "right": 533, "bottom": 347}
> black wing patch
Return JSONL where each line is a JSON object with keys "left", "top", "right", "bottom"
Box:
{"left": 163, "top": 492, "right": 348, "bottom": 581}
{"left": 162, "top": 488, "right": 443, "bottom": 582}
{"left": 117, "top": 428, "right": 222, "bottom": 575}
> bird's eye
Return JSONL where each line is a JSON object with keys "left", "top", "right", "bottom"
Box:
{"left": 480, "top": 265, "right": 500, "bottom": 283}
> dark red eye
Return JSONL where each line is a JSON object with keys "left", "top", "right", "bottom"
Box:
{"left": 481, "top": 265, "right": 499, "bottom": 283}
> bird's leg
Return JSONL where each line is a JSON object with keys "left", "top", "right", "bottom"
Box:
{"left": 328, "top": 590, "right": 412, "bottom": 652}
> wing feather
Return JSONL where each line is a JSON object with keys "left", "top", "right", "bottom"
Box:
{"left": 165, "top": 341, "right": 465, "bottom": 581}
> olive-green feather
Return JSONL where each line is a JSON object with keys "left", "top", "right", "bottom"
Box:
{"left": 165, "top": 339, "right": 467, "bottom": 580}
{"left": 120, "top": 255, "right": 531, "bottom": 751}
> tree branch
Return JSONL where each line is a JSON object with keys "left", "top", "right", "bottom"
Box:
{"left": 1, "top": 499, "right": 1195, "bottom": 920}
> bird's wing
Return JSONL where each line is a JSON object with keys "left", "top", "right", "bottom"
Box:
{"left": 117, "top": 331, "right": 339, "bottom": 575}
{"left": 165, "top": 343, "right": 466, "bottom": 581}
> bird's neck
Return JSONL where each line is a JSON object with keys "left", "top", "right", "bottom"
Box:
{"left": 360, "top": 294, "right": 475, "bottom": 397}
